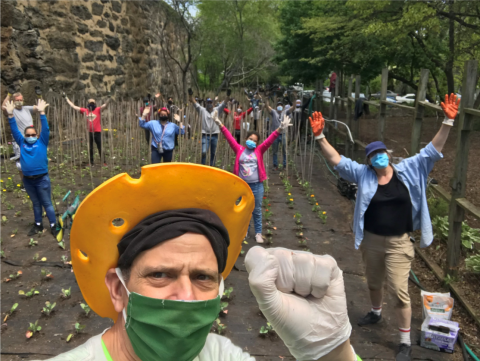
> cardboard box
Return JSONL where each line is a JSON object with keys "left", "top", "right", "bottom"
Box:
{"left": 420, "top": 317, "right": 459, "bottom": 353}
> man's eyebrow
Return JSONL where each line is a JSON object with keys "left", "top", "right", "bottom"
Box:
{"left": 137, "top": 266, "right": 218, "bottom": 278}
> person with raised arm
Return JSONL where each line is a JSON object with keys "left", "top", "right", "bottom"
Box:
{"left": 3, "top": 99, "right": 58, "bottom": 238}
{"left": 63, "top": 93, "right": 111, "bottom": 166}
{"left": 309, "top": 94, "right": 460, "bottom": 361}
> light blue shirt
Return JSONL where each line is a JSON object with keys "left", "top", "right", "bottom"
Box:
{"left": 139, "top": 119, "right": 184, "bottom": 150}
{"left": 334, "top": 142, "right": 442, "bottom": 249}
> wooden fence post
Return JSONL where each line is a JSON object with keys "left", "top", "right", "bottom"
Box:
{"left": 378, "top": 68, "right": 388, "bottom": 142}
{"left": 353, "top": 75, "right": 361, "bottom": 152}
{"left": 446, "top": 59, "right": 479, "bottom": 276}
{"left": 410, "top": 69, "right": 429, "bottom": 155}
{"left": 345, "top": 75, "right": 353, "bottom": 158}
{"left": 334, "top": 71, "right": 341, "bottom": 120}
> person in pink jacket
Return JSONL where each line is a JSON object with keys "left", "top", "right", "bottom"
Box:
{"left": 213, "top": 111, "right": 291, "bottom": 243}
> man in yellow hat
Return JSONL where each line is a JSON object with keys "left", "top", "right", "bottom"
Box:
{"left": 41, "top": 164, "right": 360, "bottom": 361}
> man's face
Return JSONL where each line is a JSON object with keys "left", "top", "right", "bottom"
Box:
{"left": 14, "top": 96, "right": 23, "bottom": 109}
{"left": 123, "top": 233, "right": 219, "bottom": 302}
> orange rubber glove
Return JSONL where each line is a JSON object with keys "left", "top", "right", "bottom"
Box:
{"left": 309, "top": 111, "right": 325, "bottom": 139}
{"left": 441, "top": 93, "right": 460, "bottom": 126}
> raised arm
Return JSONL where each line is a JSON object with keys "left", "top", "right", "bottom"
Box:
{"left": 64, "top": 94, "right": 81, "bottom": 111}
{"left": 432, "top": 93, "right": 459, "bottom": 153}
{"left": 265, "top": 99, "right": 273, "bottom": 113}
{"left": 100, "top": 98, "right": 111, "bottom": 111}
{"left": 3, "top": 101, "right": 23, "bottom": 144}
{"left": 37, "top": 99, "right": 50, "bottom": 145}
{"left": 309, "top": 112, "right": 341, "bottom": 166}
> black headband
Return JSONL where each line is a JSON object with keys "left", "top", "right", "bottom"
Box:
{"left": 117, "top": 208, "right": 230, "bottom": 273}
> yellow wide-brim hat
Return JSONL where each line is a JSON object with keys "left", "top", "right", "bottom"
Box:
{"left": 70, "top": 163, "right": 255, "bottom": 320}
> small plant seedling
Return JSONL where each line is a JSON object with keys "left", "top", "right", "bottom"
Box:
{"left": 80, "top": 303, "right": 91, "bottom": 316}
{"left": 220, "top": 301, "right": 229, "bottom": 313}
{"left": 296, "top": 232, "right": 304, "bottom": 238}
{"left": 1, "top": 216, "right": 7, "bottom": 225}
{"left": 318, "top": 211, "right": 327, "bottom": 224}
{"left": 312, "top": 204, "right": 321, "bottom": 212}
{"left": 4, "top": 270, "right": 22, "bottom": 282}
{"left": 29, "top": 238, "right": 38, "bottom": 247}
{"left": 19, "top": 288, "right": 40, "bottom": 298}
{"left": 33, "top": 253, "right": 39, "bottom": 262}
{"left": 259, "top": 322, "right": 274, "bottom": 335}
{"left": 26, "top": 320, "right": 41, "bottom": 338}
{"left": 294, "top": 212, "right": 302, "bottom": 219}
{"left": 14, "top": 211, "right": 22, "bottom": 217}
{"left": 0, "top": 250, "right": 4, "bottom": 258}
{"left": 223, "top": 287, "right": 234, "bottom": 299}
{"left": 240, "top": 249, "right": 245, "bottom": 256}
{"left": 42, "top": 301, "right": 56, "bottom": 316}
{"left": 62, "top": 287, "right": 72, "bottom": 298}
{"left": 266, "top": 229, "right": 273, "bottom": 236}
{"left": 298, "top": 239, "right": 307, "bottom": 246}
{"left": 265, "top": 236, "right": 273, "bottom": 245}
{"left": 41, "top": 269, "right": 53, "bottom": 279}
{"left": 215, "top": 318, "right": 227, "bottom": 334}
{"left": 75, "top": 322, "right": 86, "bottom": 333}
{"left": 4, "top": 303, "right": 19, "bottom": 322}
{"left": 66, "top": 333, "right": 74, "bottom": 342}
{"left": 58, "top": 241, "right": 65, "bottom": 249}
{"left": 265, "top": 221, "right": 274, "bottom": 229}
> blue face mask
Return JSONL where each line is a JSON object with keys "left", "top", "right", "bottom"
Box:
{"left": 25, "top": 137, "right": 38, "bottom": 144}
{"left": 245, "top": 140, "right": 257, "bottom": 149}
{"left": 371, "top": 152, "right": 389, "bottom": 169}
{"left": 277, "top": 106, "right": 283, "bottom": 112}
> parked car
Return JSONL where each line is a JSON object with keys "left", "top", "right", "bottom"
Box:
{"left": 396, "top": 93, "right": 416, "bottom": 104}
{"left": 370, "top": 90, "right": 398, "bottom": 100}
{"left": 321, "top": 91, "right": 366, "bottom": 103}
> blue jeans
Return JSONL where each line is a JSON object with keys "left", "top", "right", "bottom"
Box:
{"left": 201, "top": 134, "right": 218, "bottom": 166}
{"left": 272, "top": 133, "right": 286, "bottom": 168}
{"left": 151, "top": 146, "right": 173, "bottom": 164}
{"left": 23, "top": 174, "right": 56, "bottom": 225}
{"left": 248, "top": 182, "right": 264, "bottom": 235}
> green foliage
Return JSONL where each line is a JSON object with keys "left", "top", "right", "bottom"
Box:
{"left": 223, "top": 287, "right": 234, "bottom": 299}
{"left": 61, "top": 287, "right": 71, "bottom": 299}
{"left": 19, "top": 288, "right": 40, "bottom": 298}
{"left": 75, "top": 322, "right": 86, "bottom": 333}
{"left": 42, "top": 301, "right": 56, "bottom": 316}
{"left": 432, "top": 216, "right": 480, "bottom": 250}
{"left": 428, "top": 193, "right": 449, "bottom": 219}
{"left": 259, "top": 322, "right": 274, "bottom": 335}
{"left": 80, "top": 303, "right": 91, "bottom": 316}
{"left": 465, "top": 255, "right": 480, "bottom": 273}
{"left": 215, "top": 318, "right": 227, "bottom": 334}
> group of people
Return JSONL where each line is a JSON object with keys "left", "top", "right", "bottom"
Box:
{"left": 3, "top": 84, "right": 461, "bottom": 361}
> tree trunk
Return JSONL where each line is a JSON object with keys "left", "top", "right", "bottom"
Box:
{"left": 445, "top": 0, "right": 455, "bottom": 94}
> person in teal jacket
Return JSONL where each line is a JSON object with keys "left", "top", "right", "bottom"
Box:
{"left": 3, "top": 99, "right": 57, "bottom": 237}
{"left": 309, "top": 94, "right": 460, "bottom": 361}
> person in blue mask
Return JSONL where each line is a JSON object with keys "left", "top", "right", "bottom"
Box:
{"left": 41, "top": 163, "right": 360, "bottom": 361}
{"left": 309, "top": 93, "right": 460, "bottom": 361}
{"left": 3, "top": 99, "right": 58, "bottom": 238}
{"left": 214, "top": 110, "right": 290, "bottom": 243}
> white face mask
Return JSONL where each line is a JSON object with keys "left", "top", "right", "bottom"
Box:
{"left": 237, "top": 109, "right": 242, "bottom": 113}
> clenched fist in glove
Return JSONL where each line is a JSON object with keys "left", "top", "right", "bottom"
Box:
{"left": 245, "top": 247, "right": 354, "bottom": 361}
{"left": 277, "top": 113, "right": 291, "bottom": 133}
{"left": 441, "top": 93, "right": 460, "bottom": 126}
{"left": 309, "top": 111, "right": 325, "bottom": 140}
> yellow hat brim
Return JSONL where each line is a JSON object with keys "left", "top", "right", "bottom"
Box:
{"left": 70, "top": 163, "right": 255, "bottom": 320}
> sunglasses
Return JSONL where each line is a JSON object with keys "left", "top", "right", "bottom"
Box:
{"left": 25, "top": 134, "right": 37, "bottom": 138}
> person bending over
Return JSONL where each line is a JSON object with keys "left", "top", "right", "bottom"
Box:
{"left": 64, "top": 94, "right": 111, "bottom": 166}
{"left": 3, "top": 99, "right": 58, "bottom": 238}
{"left": 309, "top": 94, "right": 460, "bottom": 361}
{"left": 139, "top": 107, "right": 184, "bottom": 164}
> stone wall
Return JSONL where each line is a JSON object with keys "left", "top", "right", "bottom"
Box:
{"left": 1, "top": 0, "right": 187, "bottom": 102}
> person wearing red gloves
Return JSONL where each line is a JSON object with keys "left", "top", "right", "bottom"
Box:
{"left": 309, "top": 94, "right": 460, "bottom": 361}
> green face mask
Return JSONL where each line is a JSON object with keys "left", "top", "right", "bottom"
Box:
{"left": 116, "top": 268, "right": 221, "bottom": 361}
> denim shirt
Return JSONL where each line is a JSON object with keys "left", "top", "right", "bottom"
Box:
{"left": 139, "top": 118, "right": 184, "bottom": 150}
{"left": 334, "top": 142, "right": 442, "bottom": 249}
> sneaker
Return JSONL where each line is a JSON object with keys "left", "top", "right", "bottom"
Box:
{"left": 51, "top": 225, "right": 59, "bottom": 238}
{"left": 357, "top": 311, "right": 382, "bottom": 326}
{"left": 255, "top": 233, "right": 264, "bottom": 243}
{"left": 396, "top": 343, "right": 412, "bottom": 361}
{"left": 21, "top": 187, "right": 26, "bottom": 192}
{"left": 28, "top": 224, "right": 44, "bottom": 236}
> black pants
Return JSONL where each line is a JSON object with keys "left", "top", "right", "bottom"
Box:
{"left": 145, "top": 129, "right": 150, "bottom": 143}
{"left": 151, "top": 146, "right": 173, "bottom": 164}
{"left": 235, "top": 130, "right": 241, "bottom": 143}
{"left": 89, "top": 132, "right": 103, "bottom": 164}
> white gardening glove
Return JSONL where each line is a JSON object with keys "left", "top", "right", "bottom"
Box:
{"left": 212, "top": 110, "right": 223, "bottom": 127}
{"left": 36, "top": 99, "right": 49, "bottom": 113}
{"left": 277, "top": 113, "right": 291, "bottom": 133}
{"left": 2, "top": 101, "right": 15, "bottom": 116}
{"left": 140, "top": 107, "right": 150, "bottom": 120}
{"left": 245, "top": 247, "right": 352, "bottom": 361}
{"left": 173, "top": 114, "right": 180, "bottom": 123}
